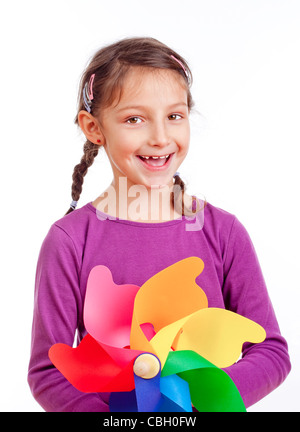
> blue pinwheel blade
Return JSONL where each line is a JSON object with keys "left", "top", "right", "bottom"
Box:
{"left": 159, "top": 374, "right": 192, "bottom": 412}
{"left": 134, "top": 372, "right": 162, "bottom": 412}
{"left": 109, "top": 389, "right": 137, "bottom": 412}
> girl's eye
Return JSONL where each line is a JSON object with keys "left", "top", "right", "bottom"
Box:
{"left": 126, "top": 117, "right": 142, "bottom": 124}
{"left": 168, "top": 114, "right": 182, "bottom": 121}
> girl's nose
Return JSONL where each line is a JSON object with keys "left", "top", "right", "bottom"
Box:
{"left": 148, "top": 121, "right": 170, "bottom": 148}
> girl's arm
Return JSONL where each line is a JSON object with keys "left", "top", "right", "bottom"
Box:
{"left": 28, "top": 224, "right": 109, "bottom": 412}
{"left": 221, "top": 217, "right": 291, "bottom": 408}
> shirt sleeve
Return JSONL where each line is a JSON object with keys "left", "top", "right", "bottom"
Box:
{"left": 28, "top": 224, "right": 110, "bottom": 412}
{"left": 221, "top": 217, "right": 291, "bottom": 408}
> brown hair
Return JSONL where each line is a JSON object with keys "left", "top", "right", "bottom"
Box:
{"left": 65, "top": 37, "right": 200, "bottom": 217}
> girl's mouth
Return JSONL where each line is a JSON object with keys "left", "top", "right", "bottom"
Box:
{"left": 137, "top": 153, "right": 173, "bottom": 170}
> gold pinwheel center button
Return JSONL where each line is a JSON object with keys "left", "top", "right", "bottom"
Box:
{"left": 133, "top": 353, "right": 160, "bottom": 379}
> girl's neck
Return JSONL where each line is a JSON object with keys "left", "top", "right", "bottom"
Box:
{"left": 92, "top": 181, "right": 183, "bottom": 223}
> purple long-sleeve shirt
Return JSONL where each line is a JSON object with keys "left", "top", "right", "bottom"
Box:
{"left": 28, "top": 202, "right": 291, "bottom": 411}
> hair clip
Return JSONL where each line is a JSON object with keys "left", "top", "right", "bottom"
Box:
{"left": 173, "top": 171, "right": 180, "bottom": 178}
{"left": 83, "top": 87, "right": 91, "bottom": 113}
{"left": 83, "top": 73, "right": 95, "bottom": 113}
{"left": 88, "top": 73, "right": 95, "bottom": 100}
{"left": 170, "top": 55, "right": 188, "bottom": 78}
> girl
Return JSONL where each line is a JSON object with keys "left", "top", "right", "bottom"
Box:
{"left": 28, "top": 37, "right": 291, "bottom": 412}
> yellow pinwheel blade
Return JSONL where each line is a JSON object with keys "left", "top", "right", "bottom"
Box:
{"left": 172, "top": 308, "right": 266, "bottom": 368}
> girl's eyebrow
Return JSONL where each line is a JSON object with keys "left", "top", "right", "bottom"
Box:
{"left": 116, "top": 102, "right": 188, "bottom": 113}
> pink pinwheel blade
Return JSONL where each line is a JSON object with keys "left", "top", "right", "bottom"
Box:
{"left": 84, "top": 265, "right": 140, "bottom": 349}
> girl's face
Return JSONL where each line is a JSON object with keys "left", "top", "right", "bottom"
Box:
{"left": 99, "top": 67, "right": 190, "bottom": 190}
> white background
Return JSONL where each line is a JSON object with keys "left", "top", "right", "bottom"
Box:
{"left": 0, "top": 0, "right": 299, "bottom": 412}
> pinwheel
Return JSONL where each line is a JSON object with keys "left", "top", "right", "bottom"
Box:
{"left": 49, "top": 257, "right": 266, "bottom": 412}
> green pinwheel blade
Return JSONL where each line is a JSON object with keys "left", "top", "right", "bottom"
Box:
{"left": 162, "top": 350, "right": 246, "bottom": 412}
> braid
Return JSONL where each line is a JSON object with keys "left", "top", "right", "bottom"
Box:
{"left": 65, "top": 140, "right": 99, "bottom": 215}
{"left": 172, "top": 173, "right": 186, "bottom": 215}
{"left": 172, "top": 173, "right": 206, "bottom": 217}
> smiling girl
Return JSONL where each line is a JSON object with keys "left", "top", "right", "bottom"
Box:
{"left": 28, "top": 37, "right": 290, "bottom": 412}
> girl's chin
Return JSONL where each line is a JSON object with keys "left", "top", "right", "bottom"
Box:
{"left": 149, "top": 184, "right": 168, "bottom": 189}
{"left": 141, "top": 178, "right": 174, "bottom": 190}
{"left": 113, "top": 172, "right": 174, "bottom": 190}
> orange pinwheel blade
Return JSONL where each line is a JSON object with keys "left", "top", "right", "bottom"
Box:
{"left": 134, "top": 257, "right": 207, "bottom": 330}
{"left": 130, "top": 257, "right": 208, "bottom": 364}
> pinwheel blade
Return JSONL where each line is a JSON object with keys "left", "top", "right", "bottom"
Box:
{"left": 162, "top": 350, "right": 246, "bottom": 412}
{"left": 49, "top": 334, "right": 136, "bottom": 393}
{"left": 130, "top": 257, "right": 208, "bottom": 365}
{"left": 159, "top": 374, "right": 192, "bottom": 412}
{"left": 133, "top": 257, "right": 207, "bottom": 332}
{"left": 134, "top": 372, "right": 162, "bottom": 412}
{"left": 109, "top": 390, "right": 138, "bottom": 412}
{"left": 84, "top": 265, "right": 140, "bottom": 351}
{"left": 172, "top": 308, "right": 266, "bottom": 368}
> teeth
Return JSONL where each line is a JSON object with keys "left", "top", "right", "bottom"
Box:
{"left": 140, "top": 154, "right": 170, "bottom": 159}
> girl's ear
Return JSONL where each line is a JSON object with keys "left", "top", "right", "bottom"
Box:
{"left": 77, "top": 110, "right": 105, "bottom": 145}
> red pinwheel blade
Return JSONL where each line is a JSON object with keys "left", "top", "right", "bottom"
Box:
{"left": 49, "top": 334, "right": 136, "bottom": 393}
